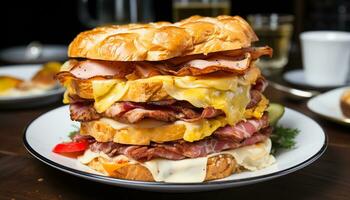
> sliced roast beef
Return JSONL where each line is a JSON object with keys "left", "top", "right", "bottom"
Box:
{"left": 119, "top": 108, "right": 181, "bottom": 123}
{"left": 70, "top": 101, "right": 223, "bottom": 123}
{"left": 70, "top": 103, "right": 100, "bottom": 121}
{"left": 88, "top": 126, "right": 272, "bottom": 162}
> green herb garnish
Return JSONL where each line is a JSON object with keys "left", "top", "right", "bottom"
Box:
{"left": 68, "top": 124, "right": 80, "bottom": 139}
{"left": 271, "top": 125, "right": 299, "bottom": 154}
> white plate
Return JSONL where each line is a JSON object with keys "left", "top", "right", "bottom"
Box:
{"left": 307, "top": 86, "right": 350, "bottom": 126}
{"left": 283, "top": 69, "right": 349, "bottom": 89}
{"left": 0, "top": 65, "right": 65, "bottom": 108}
{"left": 23, "top": 106, "right": 327, "bottom": 192}
{"left": 0, "top": 45, "right": 67, "bottom": 64}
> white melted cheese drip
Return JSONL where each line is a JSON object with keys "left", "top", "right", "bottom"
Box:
{"left": 78, "top": 139, "right": 275, "bottom": 183}
{"left": 143, "top": 157, "right": 208, "bottom": 183}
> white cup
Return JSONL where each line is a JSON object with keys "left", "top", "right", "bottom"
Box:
{"left": 300, "top": 31, "right": 350, "bottom": 86}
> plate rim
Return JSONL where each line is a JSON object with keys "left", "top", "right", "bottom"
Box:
{"left": 22, "top": 106, "right": 328, "bottom": 187}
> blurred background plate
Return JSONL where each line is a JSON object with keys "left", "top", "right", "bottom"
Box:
{"left": 0, "top": 45, "right": 67, "bottom": 64}
{"left": 0, "top": 64, "right": 64, "bottom": 109}
{"left": 307, "top": 86, "right": 350, "bottom": 126}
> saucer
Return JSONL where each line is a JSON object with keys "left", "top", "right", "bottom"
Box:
{"left": 283, "top": 69, "right": 349, "bottom": 89}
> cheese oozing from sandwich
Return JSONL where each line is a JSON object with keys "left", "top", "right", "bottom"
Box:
{"left": 90, "top": 66, "right": 260, "bottom": 126}
{"left": 78, "top": 138, "right": 275, "bottom": 183}
{"left": 81, "top": 117, "right": 228, "bottom": 144}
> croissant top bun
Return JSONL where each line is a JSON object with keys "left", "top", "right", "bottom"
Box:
{"left": 68, "top": 15, "right": 258, "bottom": 61}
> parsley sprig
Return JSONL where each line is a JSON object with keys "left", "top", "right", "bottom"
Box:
{"left": 271, "top": 125, "right": 299, "bottom": 153}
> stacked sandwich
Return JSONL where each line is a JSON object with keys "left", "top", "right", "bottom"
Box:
{"left": 56, "top": 15, "right": 275, "bottom": 182}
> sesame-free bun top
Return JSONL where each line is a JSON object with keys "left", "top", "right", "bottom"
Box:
{"left": 68, "top": 15, "right": 258, "bottom": 61}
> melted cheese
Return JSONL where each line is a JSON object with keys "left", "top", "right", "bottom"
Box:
{"left": 78, "top": 139, "right": 275, "bottom": 183}
{"left": 244, "top": 95, "right": 269, "bottom": 119}
{"left": 175, "top": 117, "right": 227, "bottom": 142}
{"left": 99, "top": 117, "right": 227, "bottom": 143}
{"left": 143, "top": 157, "right": 208, "bottom": 183}
{"left": 91, "top": 66, "right": 260, "bottom": 125}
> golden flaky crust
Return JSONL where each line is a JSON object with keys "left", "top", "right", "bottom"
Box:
{"left": 80, "top": 120, "right": 187, "bottom": 145}
{"left": 87, "top": 154, "right": 238, "bottom": 182}
{"left": 340, "top": 89, "right": 350, "bottom": 118}
{"left": 68, "top": 15, "right": 258, "bottom": 61}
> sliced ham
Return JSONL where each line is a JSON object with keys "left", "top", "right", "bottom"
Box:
{"left": 183, "top": 107, "right": 224, "bottom": 122}
{"left": 58, "top": 46, "right": 273, "bottom": 80}
{"left": 222, "top": 46, "right": 273, "bottom": 60}
{"left": 241, "top": 126, "right": 272, "bottom": 146}
{"left": 160, "top": 46, "right": 272, "bottom": 66}
{"left": 88, "top": 126, "right": 272, "bottom": 162}
{"left": 213, "top": 113, "right": 269, "bottom": 142}
{"left": 153, "top": 46, "right": 272, "bottom": 76}
{"left": 104, "top": 102, "right": 141, "bottom": 118}
{"left": 69, "top": 60, "right": 134, "bottom": 79}
{"left": 169, "top": 53, "right": 252, "bottom": 76}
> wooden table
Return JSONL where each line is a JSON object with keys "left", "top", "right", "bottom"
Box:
{"left": 0, "top": 86, "right": 349, "bottom": 200}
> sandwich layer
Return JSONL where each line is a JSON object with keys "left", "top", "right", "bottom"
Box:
{"left": 69, "top": 92, "right": 266, "bottom": 123}
{"left": 79, "top": 112, "right": 269, "bottom": 145}
{"left": 68, "top": 15, "right": 258, "bottom": 61}
{"left": 85, "top": 153, "right": 238, "bottom": 182}
{"left": 58, "top": 57, "right": 263, "bottom": 102}
{"left": 59, "top": 46, "right": 272, "bottom": 80}
{"left": 78, "top": 138, "right": 275, "bottom": 182}
{"left": 61, "top": 65, "right": 262, "bottom": 126}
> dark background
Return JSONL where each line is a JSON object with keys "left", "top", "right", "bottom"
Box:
{"left": 0, "top": 0, "right": 349, "bottom": 48}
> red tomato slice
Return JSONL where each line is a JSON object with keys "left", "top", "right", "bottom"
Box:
{"left": 53, "top": 140, "right": 89, "bottom": 153}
